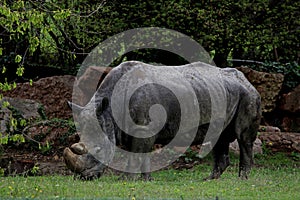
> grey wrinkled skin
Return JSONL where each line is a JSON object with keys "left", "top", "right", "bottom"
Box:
{"left": 64, "top": 61, "right": 261, "bottom": 180}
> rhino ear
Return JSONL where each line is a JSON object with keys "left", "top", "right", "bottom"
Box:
{"left": 67, "top": 101, "right": 83, "bottom": 114}
{"left": 96, "top": 97, "right": 109, "bottom": 115}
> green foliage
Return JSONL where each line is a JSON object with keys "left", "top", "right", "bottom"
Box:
{"left": 24, "top": 118, "right": 76, "bottom": 154}
{"left": 0, "top": 102, "right": 28, "bottom": 154}
{"left": 0, "top": 168, "right": 4, "bottom": 177}
{"left": 37, "top": 105, "right": 47, "bottom": 120}
{"left": 0, "top": 134, "right": 9, "bottom": 145}
{"left": 38, "top": 141, "right": 52, "bottom": 155}
{"left": 0, "top": 0, "right": 298, "bottom": 76}
{"left": 30, "top": 165, "right": 40, "bottom": 176}
{"left": 181, "top": 147, "right": 201, "bottom": 163}
{"left": 290, "top": 152, "right": 300, "bottom": 161}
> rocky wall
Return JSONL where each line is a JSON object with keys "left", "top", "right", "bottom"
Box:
{"left": 1, "top": 66, "right": 299, "bottom": 132}
{"left": 3, "top": 75, "right": 75, "bottom": 119}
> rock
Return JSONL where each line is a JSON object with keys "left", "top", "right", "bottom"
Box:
{"left": 1, "top": 97, "right": 41, "bottom": 120}
{"left": 0, "top": 107, "right": 12, "bottom": 134}
{"left": 279, "top": 84, "right": 300, "bottom": 132}
{"left": 258, "top": 132, "right": 300, "bottom": 153}
{"left": 280, "top": 84, "right": 300, "bottom": 113}
{"left": 0, "top": 97, "right": 41, "bottom": 134}
{"left": 3, "top": 75, "right": 75, "bottom": 119}
{"left": 236, "top": 66, "right": 284, "bottom": 113}
{"left": 229, "top": 138, "right": 263, "bottom": 155}
{"left": 73, "top": 66, "right": 112, "bottom": 106}
{"left": 292, "top": 142, "right": 300, "bottom": 152}
{"left": 259, "top": 125, "right": 281, "bottom": 132}
{"left": 3, "top": 69, "right": 113, "bottom": 119}
{"left": 282, "top": 116, "right": 300, "bottom": 132}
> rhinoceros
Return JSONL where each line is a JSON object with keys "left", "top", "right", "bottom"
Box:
{"left": 64, "top": 61, "right": 261, "bottom": 180}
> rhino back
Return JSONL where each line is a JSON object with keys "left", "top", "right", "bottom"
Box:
{"left": 93, "top": 61, "right": 259, "bottom": 145}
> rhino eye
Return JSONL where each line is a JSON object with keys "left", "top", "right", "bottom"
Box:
{"left": 105, "top": 121, "right": 113, "bottom": 130}
{"left": 95, "top": 147, "right": 102, "bottom": 153}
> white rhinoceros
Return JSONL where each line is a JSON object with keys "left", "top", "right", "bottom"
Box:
{"left": 64, "top": 61, "right": 261, "bottom": 180}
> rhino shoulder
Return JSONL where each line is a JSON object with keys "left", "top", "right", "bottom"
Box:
{"left": 222, "top": 68, "right": 259, "bottom": 94}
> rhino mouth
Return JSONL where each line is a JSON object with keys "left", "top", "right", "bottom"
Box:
{"left": 63, "top": 142, "right": 106, "bottom": 180}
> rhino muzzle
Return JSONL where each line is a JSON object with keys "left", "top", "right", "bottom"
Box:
{"left": 63, "top": 142, "right": 106, "bottom": 180}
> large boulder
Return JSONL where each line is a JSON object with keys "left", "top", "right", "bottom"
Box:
{"left": 1, "top": 97, "right": 41, "bottom": 120}
{"left": 3, "top": 67, "right": 112, "bottom": 119}
{"left": 236, "top": 66, "right": 284, "bottom": 113}
{"left": 280, "top": 84, "right": 300, "bottom": 113}
{"left": 229, "top": 138, "right": 263, "bottom": 155}
{"left": 258, "top": 132, "right": 300, "bottom": 153}
{"left": 279, "top": 84, "right": 300, "bottom": 132}
{"left": 0, "top": 107, "right": 12, "bottom": 134}
{"left": 0, "top": 97, "right": 41, "bottom": 134}
{"left": 73, "top": 66, "right": 112, "bottom": 106}
{"left": 3, "top": 75, "right": 75, "bottom": 119}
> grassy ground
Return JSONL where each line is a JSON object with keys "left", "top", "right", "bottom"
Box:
{"left": 0, "top": 153, "right": 299, "bottom": 200}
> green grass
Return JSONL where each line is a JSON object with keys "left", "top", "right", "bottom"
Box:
{"left": 0, "top": 153, "right": 299, "bottom": 200}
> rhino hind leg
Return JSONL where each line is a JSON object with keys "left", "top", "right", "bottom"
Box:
{"left": 204, "top": 140, "right": 231, "bottom": 180}
{"left": 235, "top": 96, "right": 260, "bottom": 180}
{"left": 237, "top": 125, "right": 257, "bottom": 179}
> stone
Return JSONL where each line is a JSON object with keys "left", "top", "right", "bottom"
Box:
{"left": 3, "top": 75, "right": 75, "bottom": 119}
{"left": 282, "top": 116, "right": 300, "bottom": 132}
{"left": 73, "top": 66, "right": 112, "bottom": 106}
{"left": 229, "top": 138, "right": 263, "bottom": 155}
{"left": 1, "top": 97, "right": 41, "bottom": 120}
{"left": 3, "top": 70, "right": 113, "bottom": 119}
{"left": 259, "top": 125, "right": 280, "bottom": 132}
{"left": 236, "top": 66, "right": 284, "bottom": 113}
{"left": 258, "top": 132, "right": 300, "bottom": 152}
{"left": 0, "top": 107, "right": 12, "bottom": 134}
{"left": 0, "top": 97, "right": 41, "bottom": 134}
{"left": 292, "top": 142, "right": 300, "bottom": 152}
{"left": 279, "top": 84, "right": 300, "bottom": 132}
{"left": 280, "top": 84, "right": 300, "bottom": 113}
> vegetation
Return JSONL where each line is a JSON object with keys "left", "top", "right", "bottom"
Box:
{"left": 0, "top": 153, "right": 299, "bottom": 199}
{"left": 0, "top": 0, "right": 299, "bottom": 75}
{"left": 0, "top": 101, "right": 27, "bottom": 155}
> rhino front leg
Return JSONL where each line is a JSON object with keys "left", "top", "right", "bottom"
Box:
{"left": 123, "top": 136, "right": 155, "bottom": 181}
{"left": 141, "top": 156, "right": 152, "bottom": 181}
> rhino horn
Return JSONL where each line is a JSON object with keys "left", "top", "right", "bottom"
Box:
{"left": 67, "top": 101, "right": 84, "bottom": 114}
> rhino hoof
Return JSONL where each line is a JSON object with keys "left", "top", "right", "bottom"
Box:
{"left": 70, "top": 142, "right": 88, "bottom": 155}
{"left": 239, "top": 171, "right": 249, "bottom": 180}
{"left": 203, "top": 171, "right": 221, "bottom": 181}
{"left": 79, "top": 164, "right": 104, "bottom": 180}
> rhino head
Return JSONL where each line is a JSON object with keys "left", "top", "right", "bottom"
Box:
{"left": 63, "top": 97, "right": 116, "bottom": 180}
